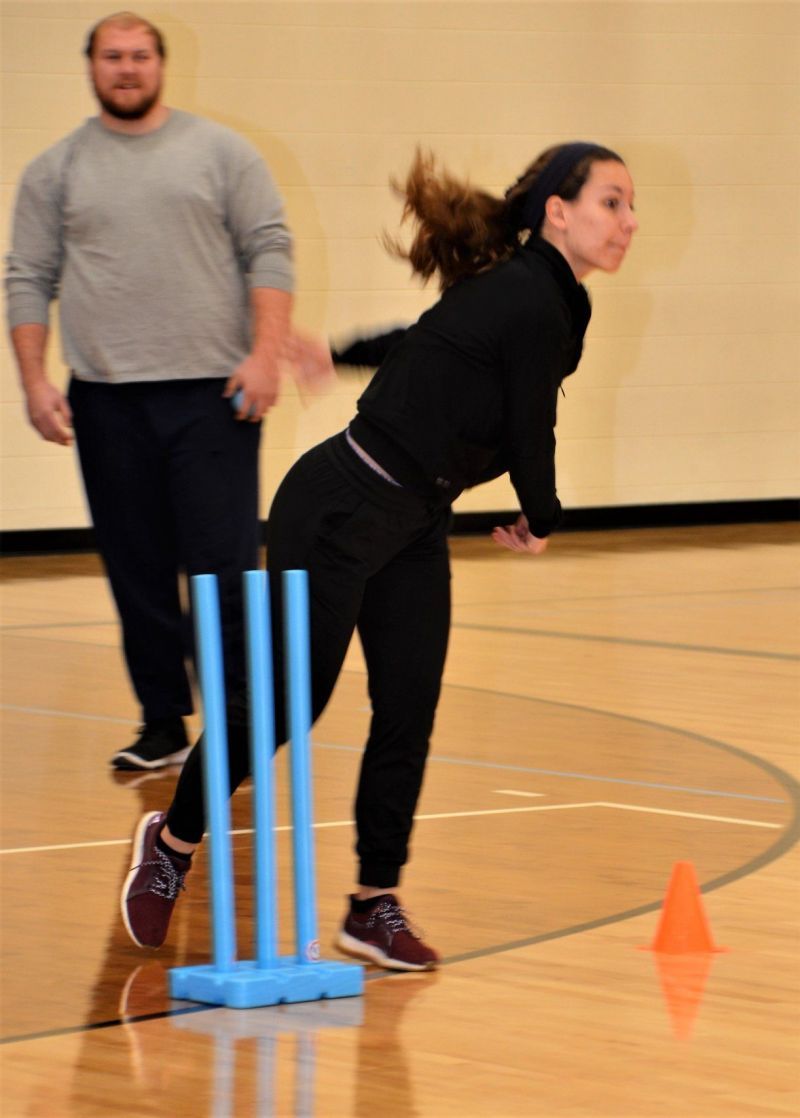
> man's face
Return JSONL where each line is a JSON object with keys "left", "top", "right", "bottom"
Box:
{"left": 89, "top": 25, "right": 163, "bottom": 121}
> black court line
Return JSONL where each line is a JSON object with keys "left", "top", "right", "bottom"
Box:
{"left": 2, "top": 618, "right": 796, "bottom": 664}
{"left": 443, "top": 748, "right": 800, "bottom": 966}
{"left": 453, "top": 621, "right": 799, "bottom": 662}
{"left": 1, "top": 581, "right": 796, "bottom": 637}
{"left": 0, "top": 1005, "right": 213, "bottom": 1046}
{"left": 457, "top": 584, "right": 800, "bottom": 610}
{"left": 2, "top": 703, "right": 797, "bottom": 1048}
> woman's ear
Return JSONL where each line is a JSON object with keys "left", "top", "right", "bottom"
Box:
{"left": 544, "top": 194, "right": 567, "bottom": 230}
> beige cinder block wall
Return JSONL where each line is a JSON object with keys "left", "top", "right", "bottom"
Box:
{"left": 2, "top": 1, "right": 797, "bottom": 531}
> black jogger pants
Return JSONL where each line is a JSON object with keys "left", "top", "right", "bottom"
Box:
{"left": 166, "top": 431, "right": 452, "bottom": 887}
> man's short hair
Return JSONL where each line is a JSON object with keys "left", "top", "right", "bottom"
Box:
{"left": 84, "top": 11, "right": 166, "bottom": 60}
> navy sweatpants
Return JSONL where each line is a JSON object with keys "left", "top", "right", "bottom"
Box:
{"left": 166, "top": 431, "right": 452, "bottom": 887}
{"left": 69, "top": 376, "right": 261, "bottom": 722}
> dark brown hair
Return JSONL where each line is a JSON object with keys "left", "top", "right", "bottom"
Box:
{"left": 84, "top": 11, "right": 166, "bottom": 60}
{"left": 386, "top": 143, "right": 623, "bottom": 290}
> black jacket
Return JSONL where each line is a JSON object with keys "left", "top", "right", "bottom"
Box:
{"left": 336, "top": 239, "right": 591, "bottom": 537}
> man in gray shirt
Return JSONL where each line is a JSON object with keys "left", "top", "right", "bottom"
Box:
{"left": 5, "top": 11, "right": 295, "bottom": 770}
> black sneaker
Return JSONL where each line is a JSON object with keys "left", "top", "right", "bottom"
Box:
{"left": 110, "top": 719, "right": 190, "bottom": 771}
{"left": 336, "top": 895, "right": 439, "bottom": 971}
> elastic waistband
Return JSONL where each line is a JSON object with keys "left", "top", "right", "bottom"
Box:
{"left": 345, "top": 427, "right": 402, "bottom": 487}
{"left": 323, "top": 432, "right": 444, "bottom": 515}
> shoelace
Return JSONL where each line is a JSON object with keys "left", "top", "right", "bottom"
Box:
{"left": 142, "top": 848, "right": 187, "bottom": 901}
{"left": 367, "top": 899, "right": 422, "bottom": 940}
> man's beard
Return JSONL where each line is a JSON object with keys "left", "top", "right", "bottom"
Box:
{"left": 94, "top": 84, "right": 161, "bottom": 121}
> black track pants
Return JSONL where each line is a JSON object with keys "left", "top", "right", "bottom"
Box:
{"left": 166, "top": 432, "right": 451, "bottom": 886}
{"left": 69, "top": 377, "right": 260, "bottom": 721}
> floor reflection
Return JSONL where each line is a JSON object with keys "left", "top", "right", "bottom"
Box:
{"left": 171, "top": 998, "right": 363, "bottom": 1117}
{"left": 97, "top": 766, "right": 438, "bottom": 1116}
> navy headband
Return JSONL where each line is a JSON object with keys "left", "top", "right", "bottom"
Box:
{"left": 518, "top": 142, "right": 600, "bottom": 233}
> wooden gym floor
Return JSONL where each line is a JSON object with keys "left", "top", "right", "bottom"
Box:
{"left": 1, "top": 522, "right": 798, "bottom": 1116}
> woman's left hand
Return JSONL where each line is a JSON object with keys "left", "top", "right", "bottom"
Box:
{"left": 491, "top": 514, "right": 549, "bottom": 556}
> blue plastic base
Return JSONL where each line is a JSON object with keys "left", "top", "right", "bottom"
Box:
{"left": 169, "top": 957, "right": 364, "bottom": 1009}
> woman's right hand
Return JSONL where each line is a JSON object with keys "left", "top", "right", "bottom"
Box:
{"left": 491, "top": 514, "right": 548, "bottom": 555}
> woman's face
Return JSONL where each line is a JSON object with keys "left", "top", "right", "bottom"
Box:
{"left": 548, "top": 160, "right": 638, "bottom": 279}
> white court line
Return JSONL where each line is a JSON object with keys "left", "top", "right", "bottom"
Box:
{"left": 493, "top": 790, "right": 781, "bottom": 829}
{"left": 1, "top": 838, "right": 140, "bottom": 855}
{"left": 414, "top": 804, "right": 591, "bottom": 822}
{"left": 493, "top": 789, "right": 545, "bottom": 798}
{"left": 0, "top": 796, "right": 780, "bottom": 856}
{"left": 593, "top": 801, "right": 781, "bottom": 829}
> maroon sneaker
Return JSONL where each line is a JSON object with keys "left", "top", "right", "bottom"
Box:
{"left": 121, "top": 812, "right": 190, "bottom": 948}
{"left": 336, "top": 894, "right": 439, "bottom": 971}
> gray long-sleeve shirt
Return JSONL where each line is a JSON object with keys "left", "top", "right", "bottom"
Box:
{"left": 5, "top": 109, "right": 294, "bottom": 383}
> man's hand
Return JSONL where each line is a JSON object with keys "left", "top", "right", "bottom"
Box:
{"left": 26, "top": 380, "right": 73, "bottom": 446}
{"left": 224, "top": 354, "right": 281, "bottom": 421}
{"left": 225, "top": 287, "right": 293, "bottom": 420}
{"left": 491, "top": 514, "right": 549, "bottom": 556}
{"left": 225, "top": 329, "right": 338, "bottom": 420}
{"left": 11, "top": 324, "right": 72, "bottom": 445}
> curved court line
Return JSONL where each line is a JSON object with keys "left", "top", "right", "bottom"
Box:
{"left": 1, "top": 684, "right": 797, "bottom": 1042}
{"left": 321, "top": 740, "right": 787, "bottom": 804}
{"left": 427, "top": 682, "right": 800, "bottom": 966}
{"left": 1, "top": 680, "right": 793, "bottom": 851}
{"left": 441, "top": 680, "right": 800, "bottom": 814}
{"left": 0, "top": 700, "right": 787, "bottom": 805}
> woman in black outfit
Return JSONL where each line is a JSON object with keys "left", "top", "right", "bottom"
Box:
{"left": 122, "top": 141, "right": 638, "bottom": 970}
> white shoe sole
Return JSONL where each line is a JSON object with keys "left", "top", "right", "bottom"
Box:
{"left": 335, "top": 930, "right": 436, "bottom": 972}
{"left": 110, "top": 746, "right": 191, "bottom": 771}
{"left": 120, "top": 811, "right": 164, "bottom": 948}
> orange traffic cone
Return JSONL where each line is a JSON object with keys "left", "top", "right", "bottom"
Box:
{"left": 645, "top": 861, "right": 727, "bottom": 954}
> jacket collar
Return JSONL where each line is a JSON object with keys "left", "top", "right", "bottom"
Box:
{"left": 521, "top": 238, "right": 592, "bottom": 375}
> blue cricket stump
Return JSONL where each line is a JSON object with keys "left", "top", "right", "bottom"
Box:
{"left": 168, "top": 569, "right": 364, "bottom": 1008}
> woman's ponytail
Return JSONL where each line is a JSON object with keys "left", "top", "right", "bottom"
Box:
{"left": 385, "top": 143, "right": 624, "bottom": 290}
